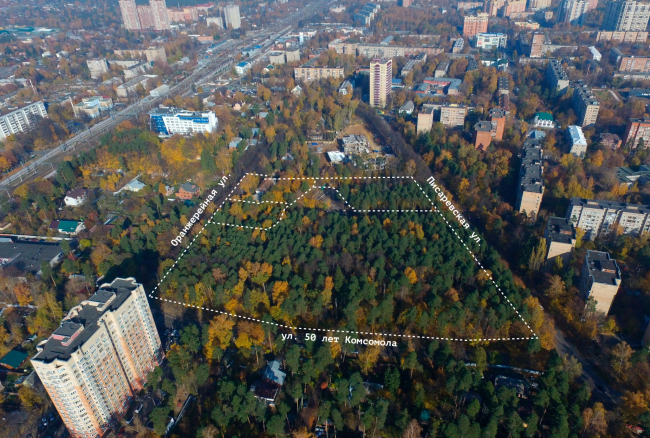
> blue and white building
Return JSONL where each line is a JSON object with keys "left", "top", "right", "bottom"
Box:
{"left": 235, "top": 61, "right": 252, "bottom": 76}
{"left": 149, "top": 107, "right": 218, "bottom": 137}
{"left": 474, "top": 33, "right": 508, "bottom": 49}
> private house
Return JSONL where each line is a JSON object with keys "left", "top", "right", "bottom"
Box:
{"left": 252, "top": 360, "right": 286, "bottom": 406}
{"left": 176, "top": 182, "right": 200, "bottom": 200}
{"left": 64, "top": 188, "right": 88, "bottom": 207}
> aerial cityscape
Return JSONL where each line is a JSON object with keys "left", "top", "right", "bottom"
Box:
{"left": 0, "top": 0, "right": 649, "bottom": 437}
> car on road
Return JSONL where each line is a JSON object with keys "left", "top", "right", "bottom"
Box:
{"left": 135, "top": 403, "right": 144, "bottom": 413}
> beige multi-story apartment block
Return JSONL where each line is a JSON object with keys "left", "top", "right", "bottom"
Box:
{"left": 579, "top": 251, "right": 622, "bottom": 315}
{"left": 596, "top": 30, "right": 648, "bottom": 42}
{"left": 529, "top": 0, "right": 552, "bottom": 8}
{"left": 31, "top": 278, "right": 162, "bottom": 438}
{"left": 294, "top": 66, "right": 344, "bottom": 82}
{"left": 545, "top": 216, "right": 576, "bottom": 265}
{"left": 114, "top": 47, "right": 167, "bottom": 64}
{"left": 516, "top": 138, "right": 544, "bottom": 217}
{"left": 463, "top": 13, "right": 489, "bottom": 37}
{"left": 285, "top": 49, "right": 300, "bottom": 63}
{"left": 440, "top": 104, "right": 467, "bottom": 127}
{"left": 119, "top": 0, "right": 141, "bottom": 30}
{"left": 567, "top": 197, "right": 650, "bottom": 238}
{"left": 572, "top": 84, "right": 599, "bottom": 126}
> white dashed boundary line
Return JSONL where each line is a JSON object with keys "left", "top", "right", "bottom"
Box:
{"left": 148, "top": 173, "right": 538, "bottom": 342}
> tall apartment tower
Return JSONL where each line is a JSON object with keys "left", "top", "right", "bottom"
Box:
{"left": 572, "top": 84, "right": 600, "bottom": 126}
{"left": 558, "top": 0, "right": 590, "bottom": 25}
{"left": 31, "top": 278, "right": 162, "bottom": 438}
{"left": 603, "top": 0, "right": 650, "bottom": 31}
{"left": 119, "top": 0, "right": 141, "bottom": 30}
{"left": 463, "top": 13, "right": 489, "bottom": 37}
{"left": 138, "top": 5, "right": 155, "bottom": 28}
{"left": 224, "top": 4, "right": 242, "bottom": 29}
{"left": 530, "top": 32, "right": 546, "bottom": 57}
{"left": 150, "top": 0, "right": 170, "bottom": 30}
{"left": 580, "top": 251, "right": 622, "bottom": 315}
{"left": 369, "top": 58, "right": 392, "bottom": 108}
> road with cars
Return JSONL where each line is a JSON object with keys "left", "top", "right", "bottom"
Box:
{"left": 0, "top": 0, "right": 332, "bottom": 194}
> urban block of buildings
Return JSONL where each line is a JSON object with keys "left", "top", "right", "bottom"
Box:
{"left": 567, "top": 197, "right": 650, "bottom": 238}
{"left": 31, "top": 278, "right": 163, "bottom": 438}
{"left": 416, "top": 103, "right": 469, "bottom": 133}
{"left": 149, "top": 107, "right": 218, "bottom": 137}
{"left": 0, "top": 101, "right": 48, "bottom": 140}
{"left": 579, "top": 251, "right": 622, "bottom": 315}
{"left": 74, "top": 96, "right": 114, "bottom": 119}
{"left": 596, "top": 30, "right": 648, "bottom": 42}
{"left": 618, "top": 56, "right": 650, "bottom": 73}
{"left": 516, "top": 137, "right": 544, "bottom": 217}
{"left": 114, "top": 47, "right": 167, "bottom": 64}
{"left": 545, "top": 216, "right": 576, "bottom": 265}
{"left": 0, "top": 237, "right": 63, "bottom": 277}
{"left": 116, "top": 75, "right": 158, "bottom": 98}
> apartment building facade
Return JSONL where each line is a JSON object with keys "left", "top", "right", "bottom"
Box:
{"left": 416, "top": 106, "right": 435, "bottom": 134}
{"left": 572, "top": 84, "right": 600, "bottom": 126}
{"left": 118, "top": 0, "right": 141, "bottom": 30}
{"left": 546, "top": 59, "right": 570, "bottom": 92}
{"left": 622, "top": 117, "right": 650, "bottom": 148}
{"left": 31, "top": 278, "right": 162, "bottom": 438}
{"left": 0, "top": 101, "right": 48, "bottom": 140}
{"left": 87, "top": 59, "right": 109, "bottom": 80}
{"left": 602, "top": 0, "right": 650, "bottom": 31}
{"left": 516, "top": 138, "right": 544, "bottom": 217}
{"left": 579, "top": 251, "right": 622, "bottom": 315}
{"left": 463, "top": 13, "right": 489, "bottom": 37}
{"left": 150, "top": 0, "right": 170, "bottom": 30}
{"left": 369, "top": 58, "right": 392, "bottom": 108}
{"left": 567, "top": 197, "right": 650, "bottom": 238}
{"left": 294, "top": 66, "right": 345, "bottom": 82}
{"left": 558, "top": 0, "right": 590, "bottom": 24}
{"left": 224, "top": 4, "right": 241, "bottom": 29}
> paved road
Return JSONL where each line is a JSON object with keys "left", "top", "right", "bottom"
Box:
{"left": 554, "top": 327, "right": 621, "bottom": 409}
{"left": 0, "top": 0, "right": 331, "bottom": 194}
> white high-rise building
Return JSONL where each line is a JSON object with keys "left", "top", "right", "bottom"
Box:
{"left": 119, "top": 0, "right": 141, "bottom": 30}
{"left": 150, "top": 0, "right": 171, "bottom": 30}
{"left": 31, "top": 278, "right": 162, "bottom": 438}
{"left": 0, "top": 101, "right": 48, "bottom": 140}
{"left": 558, "top": 0, "right": 590, "bottom": 24}
{"left": 224, "top": 4, "right": 241, "bottom": 29}
{"left": 369, "top": 58, "right": 392, "bottom": 108}
{"left": 602, "top": 0, "right": 650, "bottom": 31}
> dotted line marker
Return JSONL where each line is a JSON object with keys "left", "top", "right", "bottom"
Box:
{"left": 148, "top": 173, "right": 538, "bottom": 342}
